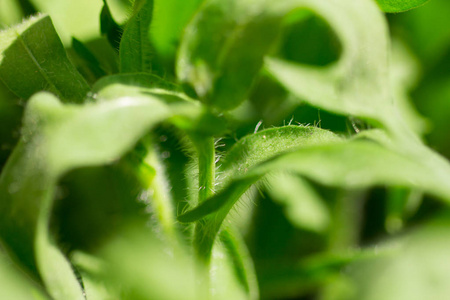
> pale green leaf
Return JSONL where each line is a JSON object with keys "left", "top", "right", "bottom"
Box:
{"left": 346, "top": 219, "right": 450, "bottom": 300}
{"left": 218, "top": 228, "right": 259, "bottom": 300}
{"left": 266, "top": 174, "right": 330, "bottom": 232}
{"left": 0, "top": 90, "right": 196, "bottom": 298}
{"left": 177, "top": 0, "right": 282, "bottom": 110}
{"left": 0, "top": 0, "right": 23, "bottom": 28}
{"left": 101, "top": 229, "right": 198, "bottom": 300}
{"left": 92, "top": 73, "right": 183, "bottom": 99}
{"left": 0, "top": 251, "right": 49, "bottom": 300}
{"left": 177, "top": 0, "right": 391, "bottom": 114}
{"left": 29, "top": 0, "right": 103, "bottom": 44}
{"left": 389, "top": 39, "right": 428, "bottom": 135}
{"left": 264, "top": 0, "right": 393, "bottom": 129}
{"left": 0, "top": 15, "right": 90, "bottom": 102}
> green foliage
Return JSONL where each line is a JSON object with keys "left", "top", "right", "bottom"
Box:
{"left": 119, "top": 0, "right": 154, "bottom": 73}
{"left": 375, "top": 0, "right": 430, "bottom": 12}
{"left": 1, "top": 0, "right": 449, "bottom": 299}
{"left": 0, "top": 15, "right": 89, "bottom": 102}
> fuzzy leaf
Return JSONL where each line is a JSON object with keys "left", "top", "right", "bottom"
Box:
{"left": 120, "top": 0, "right": 154, "bottom": 73}
{"left": 180, "top": 129, "right": 450, "bottom": 260}
{"left": 265, "top": 0, "right": 393, "bottom": 130}
{"left": 219, "top": 126, "right": 341, "bottom": 185}
{"left": 177, "top": 0, "right": 282, "bottom": 110}
{"left": 375, "top": 0, "right": 430, "bottom": 13}
{"left": 0, "top": 90, "right": 197, "bottom": 298}
{"left": 178, "top": 0, "right": 390, "bottom": 113}
{"left": 0, "top": 15, "right": 90, "bottom": 102}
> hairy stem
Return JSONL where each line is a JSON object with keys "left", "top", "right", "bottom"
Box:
{"left": 194, "top": 136, "right": 216, "bottom": 204}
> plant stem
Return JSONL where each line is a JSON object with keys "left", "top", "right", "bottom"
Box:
{"left": 125, "top": 137, "right": 178, "bottom": 244}
{"left": 145, "top": 147, "right": 178, "bottom": 242}
{"left": 319, "top": 190, "right": 365, "bottom": 300}
{"left": 195, "top": 136, "right": 216, "bottom": 204}
{"left": 328, "top": 190, "right": 365, "bottom": 251}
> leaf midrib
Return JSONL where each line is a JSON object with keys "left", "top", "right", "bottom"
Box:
{"left": 15, "top": 30, "right": 64, "bottom": 100}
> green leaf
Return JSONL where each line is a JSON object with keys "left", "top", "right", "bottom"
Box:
{"left": 346, "top": 218, "right": 450, "bottom": 300}
{"left": 0, "top": 251, "right": 49, "bottom": 300}
{"left": 177, "top": 0, "right": 282, "bottom": 110}
{"left": 0, "top": 0, "right": 23, "bottom": 28}
{"left": 29, "top": 0, "right": 103, "bottom": 44}
{"left": 0, "top": 90, "right": 196, "bottom": 298}
{"left": 266, "top": 174, "right": 330, "bottom": 232}
{"left": 219, "top": 126, "right": 341, "bottom": 186}
{"left": 92, "top": 73, "right": 183, "bottom": 98}
{"left": 375, "top": 0, "right": 430, "bottom": 13}
{"left": 101, "top": 228, "right": 198, "bottom": 300}
{"left": 259, "top": 249, "right": 385, "bottom": 299}
{"left": 120, "top": 0, "right": 154, "bottom": 73}
{"left": 179, "top": 128, "right": 450, "bottom": 260}
{"left": 394, "top": 0, "right": 450, "bottom": 62}
{"left": 71, "top": 251, "right": 118, "bottom": 300}
{"left": 264, "top": 0, "right": 393, "bottom": 130}
{"left": 150, "top": 0, "right": 203, "bottom": 60}
{"left": 177, "top": 0, "right": 391, "bottom": 113}
{"left": 100, "top": 0, "right": 123, "bottom": 51}
{"left": 72, "top": 37, "right": 107, "bottom": 79}
{"left": 389, "top": 39, "right": 428, "bottom": 136}
{"left": 186, "top": 126, "right": 341, "bottom": 260}
{"left": 219, "top": 228, "right": 259, "bottom": 300}
{"left": 0, "top": 81, "right": 22, "bottom": 170}
{"left": 0, "top": 15, "right": 90, "bottom": 102}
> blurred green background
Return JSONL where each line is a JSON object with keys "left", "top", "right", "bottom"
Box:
{"left": 1, "top": 0, "right": 450, "bottom": 299}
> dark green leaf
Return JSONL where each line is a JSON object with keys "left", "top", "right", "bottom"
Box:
{"left": 100, "top": 0, "right": 123, "bottom": 51}
{"left": 0, "top": 15, "right": 90, "bottom": 102}
{"left": 72, "top": 37, "right": 107, "bottom": 79}
{"left": 120, "top": 0, "right": 154, "bottom": 73}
